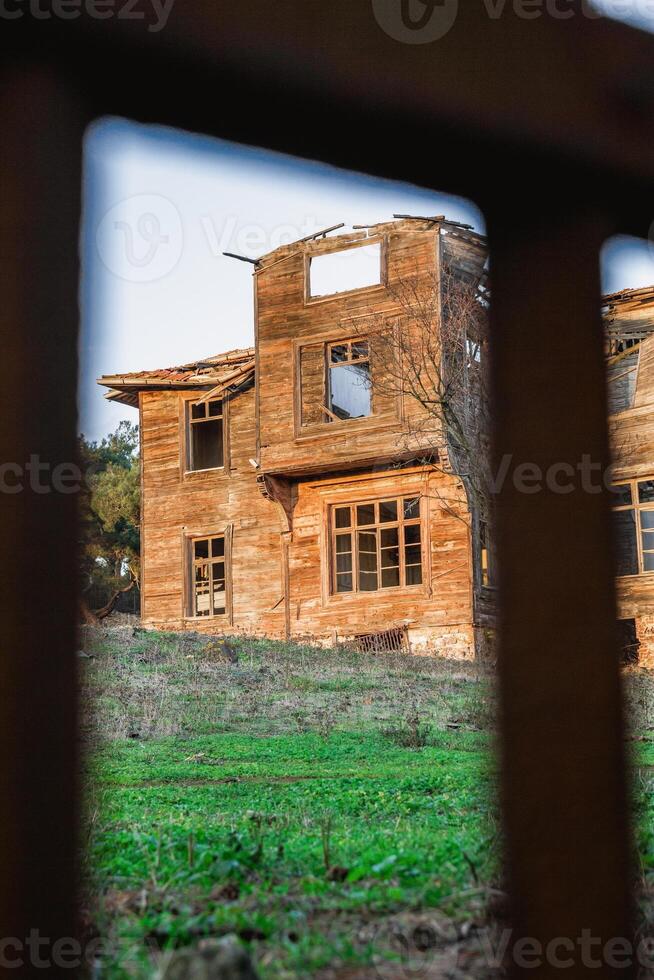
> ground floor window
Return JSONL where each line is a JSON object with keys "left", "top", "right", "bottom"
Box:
{"left": 612, "top": 478, "right": 654, "bottom": 576}
{"left": 190, "top": 534, "right": 227, "bottom": 616}
{"left": 331, "top": 495, "right": 423, "bottom": 594}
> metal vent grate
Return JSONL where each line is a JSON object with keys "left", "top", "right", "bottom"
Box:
{"left": 353, "top": 626, "right": 409, "bottom": 655}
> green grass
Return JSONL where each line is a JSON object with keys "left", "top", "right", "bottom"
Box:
{"left": 81, "top": 627, "right": 499, "bottom": 977}
{"left": 81, "top": 628, "right": 654, "bottom": 977}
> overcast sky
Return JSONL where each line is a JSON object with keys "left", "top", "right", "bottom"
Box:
{"left": 81, "top": 113, "right": 654, "bottom": 443}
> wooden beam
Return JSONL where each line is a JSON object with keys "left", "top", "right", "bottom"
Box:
{"left": 488, "top": 207, "right": 633, "bottom": 977}
{"left": 0, "top": 65, "right": 85, "bottom": 974}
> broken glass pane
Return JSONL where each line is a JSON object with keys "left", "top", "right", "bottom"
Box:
{"left": 329, "top": 363, "right": 371, "bottom": 420}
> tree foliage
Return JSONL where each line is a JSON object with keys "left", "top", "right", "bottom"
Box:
{"left": 78, "top": 420, "right": 140, "bottom": 615}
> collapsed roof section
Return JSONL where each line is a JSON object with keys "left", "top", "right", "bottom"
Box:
{"left": 99, "top": 347, "right": 255, "bottom": 408}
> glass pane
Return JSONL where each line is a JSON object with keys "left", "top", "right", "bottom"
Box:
{"left": 212, "top": 560, "right": 225, "bottom": 582}
{"left": 405, "top": 545, "right": 422, "bottom": 567}
{"left": 351, "top": 341, "right": 369, "bottom": 360}
{"left": 330, "top": 344, "right": 349, "bottom": 363}
{"left": 211, "top": 537, "right": 225, "bottom": 557}
{"left": 329, "top": 363, "right": 372, "bottom": 420}
{"left": 191, "top": 402, "right": 206, "bottom": 420}
{"left": 381, "top": 567, "right": 400, "bottom": 589}
{"left": 359, "top": 550, "right": 378, "bottom": 572}
{"left": 194, "top": 539, "right": 209, "bottom": 560}
{"left": 336, "top": 533, "right": 352, "bottom": 554}
{"left": 191, "top": 419, "right": 224, "bottom": 470}
{"left": 208, "top": 400, "right": 223, "bottom": 418}
{"left": 609, "top": 483, "right": 633, "bottom": 507}
{"left": 359, "top": 571, "right": 378, "bottom": 592}
{"left": 612, "top": 509, "right": 639, "bottom": 576}
{"left": 404, "top": 497, "right": 420, "bottom": 519}
{"left": 639, "top": 480, "right": 654, "bottom": 504}
{"left": 644, "top": 553, "right": 654, "bottom": 572}
{"left": 358, "top": 530, "right": 377, "bottom": 552}
{"left": 336, "top": 573, "right": 353, "bottom": 593}
{"left": 336, "top": 553, "right": 353, "bottom": 573}
{"left": 335, "top": 506, "right": 351, "bottom": 529}
{"left": 642, "top": 511, "right": 654, "bottom": 530}
{"left": 356, "top": 504, "right": 376, "bottom": 527}
{"left": 404, "top": 524, "right": 421, "bottom": 546}
{"left": 379, "top": 500, "right": 398, "bottom": 524}
{"left": 406, "top": 564, "right": 423, "bottom": 586}
{"left": 381, "top": 547, "right": 400, "bottom": 568}
{"left": 380, "top": 527, "right": 399, "bottom": 548}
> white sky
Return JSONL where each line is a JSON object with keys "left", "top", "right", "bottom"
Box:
{"left": 80, "top": 118, "right": 654, "bottom": 443}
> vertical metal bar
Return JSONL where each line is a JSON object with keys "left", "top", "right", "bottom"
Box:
{"left": 0, "top": 65, "right": 83, "bottom": 975}
{"left": 488, "top": 208, "right": 633, "bottom": 977}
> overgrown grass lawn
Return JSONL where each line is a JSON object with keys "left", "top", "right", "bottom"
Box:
{"left": 79, "top": 628, "right": 500, "bottom": 977}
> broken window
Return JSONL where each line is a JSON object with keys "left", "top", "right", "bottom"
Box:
{"left": 308, "top": 242, "right": 382, "bottom": 298}
{"left": 190, "top": 534, "right": 227, "bottom": 617}
{"left": 187, "top": 398, "right": 224, "bottom": 471}
{"left": 331, "top": 496, "right": 423, "bottom": 595}
{"left": 327, "top": 341, "right": 372, "bottom": 421}
{"left": 611, "top": 478, "right": 654, "bottom": 575}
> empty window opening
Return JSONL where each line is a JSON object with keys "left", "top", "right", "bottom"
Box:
{"left": 188, "top": 398, "right": 224, "bottom": 471}
{"left": 611, "top": 478, "right": 654, "bottom": 576}
{"left": 479, "top": 520, "right": 493, "bottom": 587}
{"left": 353, "top": 626, "right": 409, "bottom": 655}
{"left": 308, "top": 242, "right": 382, "bottom": 298}
{"left": 331, "top": 496, "right": 423, "bottom": 595}
{"left": 327, "top": 341, "right": 372, "bottom": 421}
{"left": 191, "top": 534, "right": 226, "bottom": 617}
{"left": 617, "top": 618, "right": 640, "bottom": 665}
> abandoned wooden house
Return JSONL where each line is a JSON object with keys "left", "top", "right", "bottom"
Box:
{"left": 99, "top": 219, "right": 654, "bottom": 662}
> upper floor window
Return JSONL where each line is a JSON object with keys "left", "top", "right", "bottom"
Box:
{"left": 308, "top": 242, "right": 382, "bottom": 299}
{"left": 331, "top": 496, "right": 423, "bottom": 595}
{"left": 299, "top": 334, "right": 395, "bottom": 428}
{"left": 612, "top": 478, "right": 654, "bottom": 576}
{"left": 327, "top": 341, "right": 371, "bottom": 422}
{"left": 190, "top": 534, "right": 226, "bottom": 617}
{"left": 187, "top": 398, "right": 224, "bottom": 471}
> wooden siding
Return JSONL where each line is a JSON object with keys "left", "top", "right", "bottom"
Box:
{"left": 140, "top": 386, "right": 287, "bottom": 636}
{"left": 611, "top": 334, "right": 654, "bottom": 618}
{"left": 256, "top": 223, "right": 442, "bottom": 476}
{"left": 287, "top": 466, "right": 474, "bottom": 655}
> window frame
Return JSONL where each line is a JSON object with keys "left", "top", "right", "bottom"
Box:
{"left": 325, "top": 339, "right": 372, "bottom": 423}
{"left": 611, "top": 477, "right": 654, "bottom": 576}
{"left": 304, "top": 236, "right": 387, "bottom": 305}
{"left": 328, "top": 494, "right": 424, "bottom": 596}
{"left": 185, "top": 529, "right": 232, "bottom": 620}
{"left": 182, "top": 394, "right": 228, "bottom": 475}
{"left": 294, "top": 325, "right": 400, "bottom": 438}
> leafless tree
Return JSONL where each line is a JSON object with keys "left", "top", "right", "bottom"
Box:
{"left": 362, "top": 262, "right": 493, "bottom": 538}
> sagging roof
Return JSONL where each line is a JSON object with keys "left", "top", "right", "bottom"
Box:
{"left": 99, "top": 347, "right": 255, "bottom": 408}
{"left": 604, "top": 286, "right": 654, "bottom": 346}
